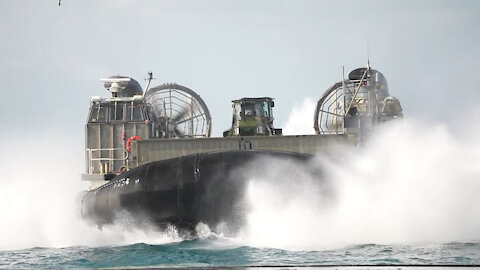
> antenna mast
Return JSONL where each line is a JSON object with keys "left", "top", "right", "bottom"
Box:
{"left": 144, "top": 72, "right": 155, "bottom": 93}
{"left": 366, "top": 38, "right": 371, "bottom": 69}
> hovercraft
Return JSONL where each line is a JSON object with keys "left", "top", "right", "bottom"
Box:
{"left": 81, "top": 66, "right": 403, "bottom": 231}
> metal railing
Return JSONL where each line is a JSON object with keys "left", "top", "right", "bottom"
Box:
{"left": 86, "top": 148, "right": 128, "bottom": 174}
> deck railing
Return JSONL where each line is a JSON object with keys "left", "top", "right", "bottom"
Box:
{"left": 86, "top": 148, "right": 128, "bottom": 174}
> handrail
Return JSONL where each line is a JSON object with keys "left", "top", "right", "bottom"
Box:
{"left": 86, "top": 148, "right": 128, "bottom": 174}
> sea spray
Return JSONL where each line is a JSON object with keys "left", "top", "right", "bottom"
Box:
{"left": 2, "top": 101, "right": 480, "bottom": 252}
{"left": 239, "top": 119, "right": 480, "bottom": 250}
{"left": 0, "top": 133, "right": 181, "bottom": 250}
{"left": 282, "top": 97, "right": 317, "bottom": 135}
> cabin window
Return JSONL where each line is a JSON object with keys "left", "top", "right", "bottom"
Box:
{"left": 88, "top": 102, "right": 146, "bottom": 123}
{"left": 113, "top": 103, "right": 125, "bottom": 121}
{"left": 242, "top": 103, "right": 254, "bottom": 117}
{"left": 111, "top": 102, "right": 146, "bottom": 122}
{"left": 254, "top": 103, "right": 263, "bottom": 117}
{"left": 125, "top": 103, "right": 144, "bottom": 121}
{"left": 131, "top": 104, "right": 144, "bottom": 121}
{"left": 88, "top": 103, "right": 108, "bottom": 122}
{"left": 98, "top": 106, "right": 107, "bottom": 122}
{"left": 263, "top": 101, "right": 270, "bottom": 117}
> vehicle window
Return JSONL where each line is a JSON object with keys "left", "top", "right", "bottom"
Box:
{"left": 255, "top": 103, "right": 263, "bottom": 117}
{"left": 242, "top": 104, "right": 254, "bottom": 117}
{"left": 263, "top": 102, "right": 270, "bottom": 117}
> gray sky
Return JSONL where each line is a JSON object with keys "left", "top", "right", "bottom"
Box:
{"left": 1, "top": 0, "right": 479, "bottom": 138}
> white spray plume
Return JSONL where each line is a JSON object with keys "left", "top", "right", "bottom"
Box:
{"left": 0, "top": 133, "right": 180, "bottom": 251}
{"left": 2, "top": 98, "right": 480, "bottom": 252}
{"left": 239, "top": 110, "right": 480, "bottom": 250}
{"left": 283, "top": 98, "right": 317, "bottom": 135}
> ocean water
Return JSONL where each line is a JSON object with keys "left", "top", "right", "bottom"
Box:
{"left": 1, "top": 115, "right": 480, "bottom": 269}
{"left": 1, "top": 240, "right": 479, "bottom": 269}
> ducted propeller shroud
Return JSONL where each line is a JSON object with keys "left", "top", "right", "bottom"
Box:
{"left": 144, "top": 83, "right": 212, "bottom": 138}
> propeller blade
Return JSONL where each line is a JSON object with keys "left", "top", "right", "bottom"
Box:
{"left": 174, "top": 127, "right": 186, "bottom": 138}
{"left": 174, "top": 107, "right": 189, "bottom": 122}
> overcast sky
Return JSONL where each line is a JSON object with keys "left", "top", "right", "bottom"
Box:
{"left": 1, "top": 0, "right": 479, "bottom": 138}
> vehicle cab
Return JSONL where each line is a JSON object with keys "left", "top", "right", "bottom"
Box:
{"left": 223, "top": 97, "right": 282, "bottom": 137}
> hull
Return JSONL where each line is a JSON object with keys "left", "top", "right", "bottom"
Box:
{"left": 81, "top": 150, "right": 313, "bottom": 231}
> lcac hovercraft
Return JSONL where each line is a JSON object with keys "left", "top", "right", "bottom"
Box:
{"left": 81, "top": 66, "right": 403, "bottom": 231}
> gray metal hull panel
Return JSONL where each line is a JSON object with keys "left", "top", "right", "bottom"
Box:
{"left": 131, "top": 134, "right": 350, "bottom": 167}
{"left": 81, "top": 150, "right": 316, "bottom": 231}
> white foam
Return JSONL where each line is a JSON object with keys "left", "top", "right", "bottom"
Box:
{"left": 282, "top": 98, "right": 317, "bottom": 135}
{"left": 239, "top": 111, "right": 480, "bottom": 250}
{"left": 0, "top": 134, "right": 181, "bottom": 250}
